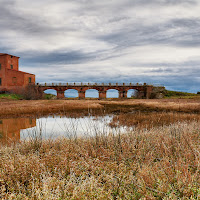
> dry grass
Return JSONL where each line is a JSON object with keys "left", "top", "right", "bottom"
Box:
{"left": 0, "top": 120, "right": 200, "bottom": 199}
{"left": 0, "top": 98, "right": 200, "bottom": 198}
{"left": 0, "top": 100, "right": 103, "bottom": 117}
{"left": 0, "top": 98, "right": 200, "bottom": 118}
{"left": 102, "top": 99, "right": 200, "bottom": 113}
{"left": 110, "top": 112, "right": 200, "bottom": 129}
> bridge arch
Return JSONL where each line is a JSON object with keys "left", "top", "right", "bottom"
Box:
{"left": 85, "top": 89, "right": 99, "bottom": 98}
{"left": 64, "top": 89, "right": 78, "bottom": 98}
{"left": 127, "top": 89, "right": 138, "bottom": 98}
{"left": 106, "top": 89, "right": 119, "bottom": 98}
{"left": 43, "top": 89, "right": 57, "bottom": 99}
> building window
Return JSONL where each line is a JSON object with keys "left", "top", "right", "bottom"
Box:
{"left": 0, "top": 78, "right": 1, "bottom": 86}
{"left": 12, "top": 77, "right": 17, "bottom": 83}
{"left": 29, "top": 77, "right": 32, "bottom": 83}
{"left": 11, "top": 65, "right": 13, "bottom": 69}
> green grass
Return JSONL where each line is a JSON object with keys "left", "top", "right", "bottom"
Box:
{"left": 44, "top": 93, "right": 56, "bottom": 100}
{"left": 0, "top": 93, "right": 23, "bottom": 100}
{"left": 164, "top": 90, "right": 199, "bottom": 98}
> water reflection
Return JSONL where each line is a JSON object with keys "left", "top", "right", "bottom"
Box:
{"left": 0, "top": 115, "right": 129, "bottom": 145}
{"left": 21, "top": 115, "right": 127, "bottom": 140}
{"left": 0, "top": 118, "right": 36, "bottom": 145}
{"left": 1, "top": 112, "right": 199, "bottom": 145}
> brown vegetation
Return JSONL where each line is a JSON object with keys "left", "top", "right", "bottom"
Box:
{"left": 102, "top": 99, "right": 200, "bottom": 113}
{"left": 0, "top": 99, "right": 200, "bottom": 118}
{"left": 0, "top": 100, "right": 103, "bottom": 118}
{"left": 0, "top": 121, "right": 199, "bottom": 199}
{"left": 0, "top": 98, "right": 200, "bottom": 198}
{"left": 110, "top": 112, "right": 200, "bottom": 129}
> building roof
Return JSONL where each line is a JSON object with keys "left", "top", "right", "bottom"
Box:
{"left": 0, "top": 53, "right": 20, "bottom": 58}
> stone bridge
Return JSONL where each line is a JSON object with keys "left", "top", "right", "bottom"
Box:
{"left": 36, "top": 82, "right": 154, "bottom": 99}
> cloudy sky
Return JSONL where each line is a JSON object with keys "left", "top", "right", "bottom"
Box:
{"left": 0, "top": 0, "right": 200, "bottom": 92}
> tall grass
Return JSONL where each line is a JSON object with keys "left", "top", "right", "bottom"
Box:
{"left": 110, "top": 112, "right": 200, "bottom": 129}
{"left": 0, "top": 120, "right": 200, "bottom": 199}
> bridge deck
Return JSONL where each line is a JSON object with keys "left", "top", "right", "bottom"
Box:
{"left": 37, "top": 82, "right": 151, "bottom": 87}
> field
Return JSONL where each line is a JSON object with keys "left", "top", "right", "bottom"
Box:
{"left": 0, "top": 98, "right": 200, "bottom": 117}
{"left": 0, "top": 98, "right": 200, "bottom": 199}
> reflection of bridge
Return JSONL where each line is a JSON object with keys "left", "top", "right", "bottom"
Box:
{"left": 36, "top": 82, "right": 154, "bottom": 99}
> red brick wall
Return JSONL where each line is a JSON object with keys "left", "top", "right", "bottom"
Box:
{"left": 5, "top": 54, "right": 19, "bottom": 71}
{"left": 0, "top": 55, "right": 7, "bottom": 87}
{"left": 0, "top": 54, "right": 35, "bottom": 93}
{"left": 5, "top": 70, "right": 35, "bottom": 93}
{"left": 24, "top": 73, "right": 35, "bottom": 86}
{"left": 6, "top": 69, "right": 25, "bottom": 87}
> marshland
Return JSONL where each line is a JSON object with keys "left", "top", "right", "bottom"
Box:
{"left": 0, "top": 96, "right": 200, "bottom": 199}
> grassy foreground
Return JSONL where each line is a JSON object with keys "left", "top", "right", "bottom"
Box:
{"left": 0, "top": 121, "right": 200, "bottom": 199}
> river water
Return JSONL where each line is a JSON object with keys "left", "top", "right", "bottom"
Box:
{"left": 0, "top": 115, "right": 130, "bottom": 145}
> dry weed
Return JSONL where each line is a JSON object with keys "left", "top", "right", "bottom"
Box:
{"left": 0, "top": 121, "right": 199, "bottom": 199}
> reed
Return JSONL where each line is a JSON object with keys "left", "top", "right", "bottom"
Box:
{"left": 0, "top": 120, "right": 200, "bottom": 199}
{"left": 0, "top": 99, "right": 200, "bottom": 118}
{"left": 110, "top": 112, "right": 200, "bottom": 129}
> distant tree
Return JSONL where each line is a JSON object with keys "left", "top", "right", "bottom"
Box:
{"left": 23, "top": 84, "right": 43, "bottom": 100}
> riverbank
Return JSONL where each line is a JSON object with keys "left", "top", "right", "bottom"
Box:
{"left": 0, "top": 98, "right": 200, "bottom": 118}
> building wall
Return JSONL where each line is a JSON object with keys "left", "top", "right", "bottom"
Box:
{"left": 0, "top": 54, "right": 35, "bottom": 93}
{"left": 6, "top": 69, "right": 25, "bottom": 87}
{"left": 5, "top": 54, "right": 19, "bottom": 71}
{"left": 0, "top": 55, "right": 7, "bottom": 87}
{"left": 24, "top": 72, "right": 35, "bottom": 86}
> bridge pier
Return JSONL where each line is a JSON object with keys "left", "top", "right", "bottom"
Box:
{"left": 78, "top": 91, "right": 85, "bottom": 99}
{"left": 99, "top": 91, "right": 106, "bottom": 99}
{"left": 119, "top": 91, "right": 127, "bottom": 99}
{"left": 57, "top": 91, "right": 65, "bottom": 99}
{"left": 144, "top": 86, "right": 153, "bottom": 99}
{"left": 137, "top": 91, "right": 144, "bottom": 99}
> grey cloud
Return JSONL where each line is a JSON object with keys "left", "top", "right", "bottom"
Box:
{"left": 0, "top": 0, "right": 200, "bottom": 93}
{"left": 0, "top": 1, "right": 75, "bottom": 37}
{"left": 19, "top": 49, "right": 120, "bottom": 68}
{"left": 128, "top": 0, "right": 197, "bottom": 6}
{"left": 150, "top": 68, "right": 175, "bottom": 73}
{"left": 77, "top": 0, "right": 197, "bottom": 12}
{"left": 96, "top": 17, "right": 200, "bottom": 60}
{"left": 21, "top": 51, "right": 93, "bottom": 65}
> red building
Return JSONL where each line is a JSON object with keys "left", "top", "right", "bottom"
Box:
{"left": 0, "top": 53, "right": 35, "bottom": 93}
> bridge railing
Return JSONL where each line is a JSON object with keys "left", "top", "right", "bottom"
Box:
{"left": 36, "top": 82, "right": 151, "bottom": 87}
